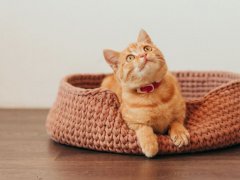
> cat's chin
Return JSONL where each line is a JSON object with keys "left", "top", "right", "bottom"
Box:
{"left": 121, "top": 74, "right": 165, "bottom": 90}
{"left": 122, "top": 64, "right": 167, "bottom": 90}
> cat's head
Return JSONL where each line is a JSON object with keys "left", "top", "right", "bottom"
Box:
{"left": 103, "top": 29, "right": 168, "bottom": 89}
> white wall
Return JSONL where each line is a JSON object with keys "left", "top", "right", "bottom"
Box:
{"left": 0, "top": 0, "right": 240, "bottom": 108}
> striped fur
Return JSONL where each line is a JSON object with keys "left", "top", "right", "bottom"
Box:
{"left": 101, "top": 30, "right": 189, "bottom": 157}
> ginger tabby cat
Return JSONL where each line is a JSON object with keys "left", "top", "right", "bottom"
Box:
{"left": 101, "top": 30, "right": 190, "bottom": 157}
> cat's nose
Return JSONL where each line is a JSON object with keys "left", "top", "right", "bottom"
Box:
{"left": 139, "top": 53, "right": 147, "bottom": 58}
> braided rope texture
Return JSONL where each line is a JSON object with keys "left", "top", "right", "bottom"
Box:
{"left": 46, "top": 71, "right": 240, "bottom": 155}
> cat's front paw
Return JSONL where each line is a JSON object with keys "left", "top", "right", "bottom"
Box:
{"left": 135, "top": 126, "right": 159, "bottom": 158}
{"left": 141, "top": 139, "right": 159, "bottom": 158}
{"left": 169, "top": 125, "right": 190, "bottom": 148}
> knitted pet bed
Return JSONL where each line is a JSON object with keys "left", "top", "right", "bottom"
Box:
{"left": 46, "top": 71, "right": 240, "bottom": 155}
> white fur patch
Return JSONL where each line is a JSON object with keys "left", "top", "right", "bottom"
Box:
{"left": 131, "top": 50, "right": 139, "bottom": 56}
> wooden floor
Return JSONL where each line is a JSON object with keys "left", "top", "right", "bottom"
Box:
{"left": 0, "top": 109, "right": 239, "bottom": 180}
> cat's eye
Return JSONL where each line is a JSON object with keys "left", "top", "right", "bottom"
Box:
{"left": 126, "top": 55, "right": 135, "bottom": 62}
{"left": 143, "top": 46, "right": 152, "bottom": 52}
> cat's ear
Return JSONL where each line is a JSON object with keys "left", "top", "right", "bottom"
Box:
{"left": 103, "top": 49, "right": 120, "bottom": 71}
{"left": 137, "top": 29, "right": 153, "bottom": 44}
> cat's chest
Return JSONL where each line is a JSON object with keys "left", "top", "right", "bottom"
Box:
{"left": 148, "top": 105, "right": 172, "bottom": 133}
{"left": 143, "top": 104, "right": 172, "bottom": 121}
{"left": 124, "top": 102, "right": 172, "bottom": 121}
{"left": 124, "top": 103, "right": 172, "bottom": 133}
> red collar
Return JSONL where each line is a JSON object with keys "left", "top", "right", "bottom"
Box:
{"left": 137, "top": 81, "right": 161, "bottom": 94}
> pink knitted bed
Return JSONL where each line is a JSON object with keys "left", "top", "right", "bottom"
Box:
{"left": 46, "top": 71, "right": 240, "bottom": 155}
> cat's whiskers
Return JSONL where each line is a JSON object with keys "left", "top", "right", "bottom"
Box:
{"left": 146, "top": 59, "right": 155, "bottom": 63}
{"left": 155, "top": 54, "right": 165, "bottom": 62}
{"left": 138, "top": 59, "right": 148, "bottom": 71}
{"left": 124, "top": 68, "right": 134, "bottom": 81}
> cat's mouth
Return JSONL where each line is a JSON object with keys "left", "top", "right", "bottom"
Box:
{"left": 138, "top": 59, "right": 155, "bottom": 71}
